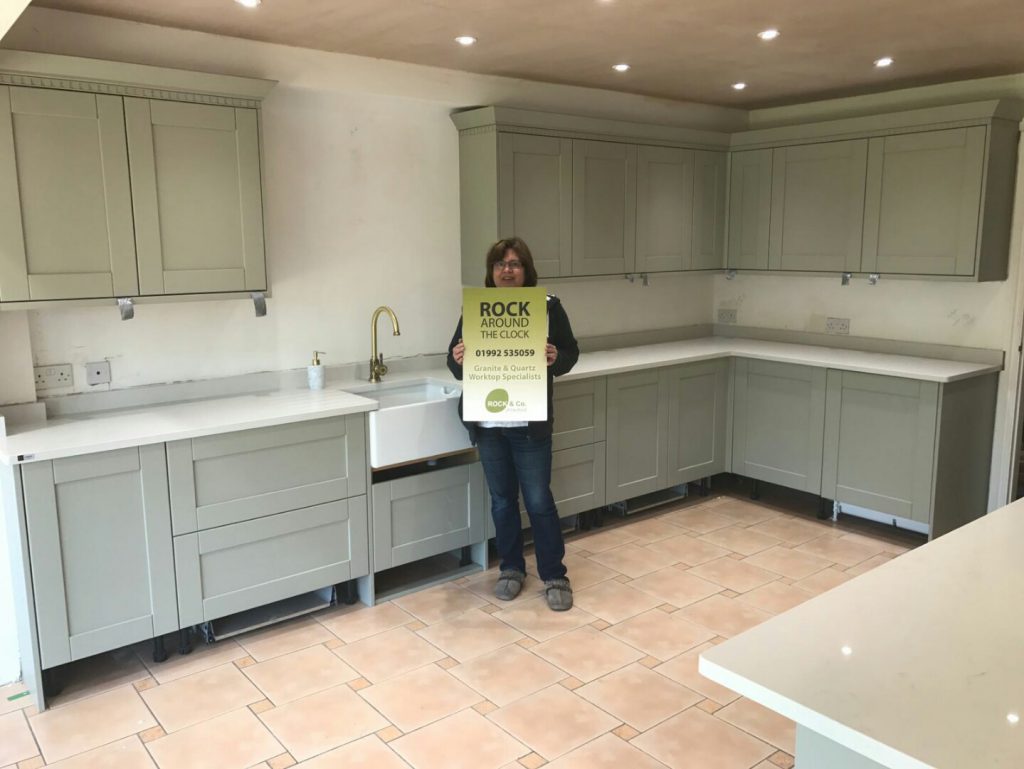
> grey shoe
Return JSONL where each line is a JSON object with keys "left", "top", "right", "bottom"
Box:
{"left": 494, "top": 569, "right": 526, "bottom": 601}
{"left": 544, "top": 578, "right": 573, "bottom": 611}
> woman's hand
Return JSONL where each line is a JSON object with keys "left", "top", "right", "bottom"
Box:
{"left": 546, "top": 344, "right": 558, "bottom": 366}
{"left": 452, "top": 339, "right": 465, "bottom": 365}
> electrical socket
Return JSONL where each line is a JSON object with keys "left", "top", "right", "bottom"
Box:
{"left": 717, "top": 308, "right": 738, "bottom": 324}
{"left": 826, "top": 317, "right": 850, "bottom": 335}
{"left": 34, "top": 364, "right": 73, "bottom": 390}
{"left": 86, "top": 360, "right": 111, "bottom": 386}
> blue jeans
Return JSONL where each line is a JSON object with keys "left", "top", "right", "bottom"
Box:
{"left": 476, "top": 427, "right": 567, "bottom": 582}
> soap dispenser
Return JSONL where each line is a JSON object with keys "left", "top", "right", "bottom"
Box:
{"left": 308, "top": 351, "right": 326, "bottom": 390}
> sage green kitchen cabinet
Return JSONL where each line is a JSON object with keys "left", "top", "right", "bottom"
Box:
{"left": 125, "top": 98, "right": 267, "bottom": 295}
{"left": 0, "top": 86, "right": 138, "bottom": 302}
{"left": 731, "top": 359, "right": 826, "bottom": 494}
{"left": 515, "top": 444, "right": 606, "bottom": 527}
{"left": 691, "top": 151, "right": 728, "bottom": 270}
{"left": 174, "top": 496, "right": 368, "bottom": 626}
{"left": 372, "top": 463, "right": 485, "bottom": 570}
{"left": 861, "top": 127, "right": 986, "bottom": 277}
{"left": 20, "top": 445, "right": 177, "bottom": 668}
{"left": 498, "top": 132, "right": 572, "bottom": 279}
{"left": 666, "top": 360, "right": 729, "bottom": 485}
{"left": 552, "top": 378, "right": 606, "bottom": 452}
{"left": 727, "top": 149, "right": 773, "bottom": 270}
{"left": 572, "top": 139, "right": 637, "bottom": 276}
{"left": 768, "top": 140, "right": 868, "bottom": 272}
{"left": 167, "top": 415, "right": 365, "bottom": 535}
{"left": 605, "top": 369, "right": 668, "bottom": 504}
{"left": 635, "top": 145, "right": 694, "bottom": 273}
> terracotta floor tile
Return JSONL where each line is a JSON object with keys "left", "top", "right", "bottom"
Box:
{"left": 0, "top": 711, "right": 37, "bottom": 766}
{"left": 139, "top": 726, "right": 165, "bottom": 743}
{"left": 653, "top": 643, "right": 741, "bottom": 704}
{"left": 490, "top": 596, "right": 595, "bottom": 642}
{"left": 140, "top": 639, "right": 249, "bottom": 685}
{"left": 698, "top": 526, "right": 781, "bottom": 556}
{"left": 531, "top": 626, "right": 643, "bottom": 682}
{"left": 612, "top": 724, "right": 640, "bottom": 740}
{"left": 141, "top": 663, "right": 263, "bottom": 733}
{"left": 687, "top": 556, "right": 779, "bottom": 593}
{"left": 643, "top": 534, "right": 730, "bottom": 567}
{"left": 334, "top": 626, "right": 445, "bottom": 683}
{"left": 42, "top": 735, "right": 155, "bottom": 769}
{"left": 45, "top": 648, "right": 150, "bottom": 708}
{"left": 769, "top": 749, "right": 796, "bottom": 768}
{"left": 0, "top": 682, "right": 34, "bottom": 717}
{"left": 450, "top": 645, "right": 565, "bottom": 707}
{"left": 360, "top": 663, "right": 482, "bottom": 732}
{"left": 559, "top": 677, "right": 583, "bottom": 690}
{"left": 393, "top": 583, "right": 487, "bottom": 624}
{"left": 560, "top": 555, "right": 619, "bottom": 589}
{"left": 317, "top": 602, "right": 414, "bottom": 643}
{"left": 677, "top": 594, "right": 773, "bottom": 637}
{"left": 571, "top": 580, "right": 663, "bottom": 624}
{"left": 742, "top": 546, "right": 833, "bottom": 580}
{"left": 243, "top": 644, "right": 359, "bottom": 705}
{"left": 416, "top": 608, "right": 524, "bottom": 662}
{"left": 618, "top": 517, "right": 687, "bottom": 543}
{"left": 571, "top": 527, "right": 638, "bottom": 553}
{"left": 632, "top": 707, "right": 773, "bottom": 769}
{"left": 249, "top": 699, "right": 274, "bottom": 714}
{"left": 628, "top": 566, "right": 721, "bottom": 608}
{"left": 474, "top": 701, "right": 499, "bottom": 715}
{"left": 576, "top": 663, "right": 701, "bottom": 730}
{"left": 793, "top": 566, "right": 853, "bottom": 595}
{"left": 544, "top": 732, "right": 669, "bottom": 769}
{"left": 605, "top": 609, "right": 714, "bottom": 660}
{"left": 268, "top": 754, "right": 296, "bottom": 769}
{"left": 698, "top": 699, "right": 724, "bottom": 713}
{"left": 588, "top": 544, "right": 678, "bottom": 578}
{"left": 376, "top": 725, "right": 402, "bottom": 741}
{"left": 145, "top": 708, "right": 282, "bottom": 769}
{"left": 845, "top": 553, "right": 896, "bottom": 576}
{"left": 237, "top": 616, "right": 335, "bottom": 662}
{"left": 392, "top": 709, "right": 527, "bottom": 769}
{"left": 257, "top": 684, "right": 388, "bottom": 761}
{"left": 710, "top": 498, "right": 781, "bottom": 527}
{"left": 795, "top": 536, "right": 886, "bottom": 567}
{"left": 518, "top": 752, "right": 546, "bottom": 769}
{"left": 716, "top": 697, "right": 797, "bottom": 754}
{"left": 296, "top": 734, "right": 409, "bottom": 769}
{"left": 662, "top": 508, "right": 736, "bottom": 534}
{"left": 747, "top": 517, "right": 831, "bottom": 546}
{"left": 488, "top": 685, "right": 618, "bottom": 760}
{"left": 29, "top": 686, "right": 155, "bottom": 764}
{"left": 736, "top": 581, "right": 812, "bottom": 615}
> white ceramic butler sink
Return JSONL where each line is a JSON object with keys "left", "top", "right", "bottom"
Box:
{"left": 351, "top": 378, "right": 472, "bottom": 468}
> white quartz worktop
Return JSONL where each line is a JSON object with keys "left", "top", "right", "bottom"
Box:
{"left": 699, "top": 499, "right": 1024, "bottom": 769}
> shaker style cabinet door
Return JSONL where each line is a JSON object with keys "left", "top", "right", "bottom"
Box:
{"left": 572, "top": 139, "right": 637, "bottom": 276}
{"left": 125, "top": 99, "right": 267, "bottom": 295}
{"left": 605, "top": 369, "right": 668, "bottom": 504}
{"left": 635, "top": 145, "right": 694, "bottom": 273}
{"left": 861, "top": 127, "right": 986, "bottom": 276}
{"left": 691, "top": 151, "right": 728, "bottom": 270}
{"left": 726, "top": 149, "right": 772, "bottom": 270}
{"left": 0, "top": 86, "right": 137, "bottom": 302}
{"left": 498, "top": 132, "right": 572, "bottom": 278}
{"left": 768, "top": 139, "right": 868, "bottom": 272}
{"left": 665, "top": 360, "right": 728, "bottom": 485}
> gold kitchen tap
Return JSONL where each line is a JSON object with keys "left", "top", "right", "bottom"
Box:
{"left": 369, "top": 305, "right": 401, "bottom": 383}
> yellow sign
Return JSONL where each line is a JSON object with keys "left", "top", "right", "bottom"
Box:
{"left": 462, "top": 287, "right": 548, "bottom": 422}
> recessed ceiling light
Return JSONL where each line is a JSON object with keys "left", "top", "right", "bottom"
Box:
{"left": 454, "top": 35, "right": 477, "bottom": 46}
{"left": 1009, "top": 713, "right": 1021, "bottom": 725}
{"left": 612, "top": 63, "right": 631, "bottom": 72}
{"left": 732, "top": 82, "right": 747, "bottom": 90}
{"left": 757, "top": 28, "right": 780, "bottom": 41}
{"left": 874, "top": 56, "right": 894, "bottom": 68}
{"left": 234, "top": 0, "right": 261, "bottom": 8}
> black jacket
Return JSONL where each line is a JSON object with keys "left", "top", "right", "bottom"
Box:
{"left": 446, "top": 294, "right": 579, "bottom": 442}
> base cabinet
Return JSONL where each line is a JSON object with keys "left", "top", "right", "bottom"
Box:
{"left": 666, "top": 360, "right": 729, "bottom": 485}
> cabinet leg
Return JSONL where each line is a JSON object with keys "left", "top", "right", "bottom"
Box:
{"left": 700, "top": 478, "right": 709, "bottom": 497}
{"left": 817, "top": 497, "right": 832, "bottom": 521}
{"left": 341, "top": 580, "right": 359, "bottom": 605}
{"left": 459, "top": 545, "right": 472, "bottom": 567}
{"left": 42, "top": 666, "right": 65, "bottom": 700}
{"left": 178, "top": 628, "right": 193, "bottom": 656}
{"left": 750, "top": 479, "right": 760, "bottom": 501}
{"left": 579, "top": 510, "right": 592, "bottom": 531}
{"left": 152, "top": 636, "right": 168, "bottom": 663}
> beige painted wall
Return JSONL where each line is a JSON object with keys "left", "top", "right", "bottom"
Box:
{"left": 0, "top": 312, "right": 35, "bottom": 406}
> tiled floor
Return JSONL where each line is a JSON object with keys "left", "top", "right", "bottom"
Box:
{"left": 0, "top": 490, "right": 917, "bottom": 769}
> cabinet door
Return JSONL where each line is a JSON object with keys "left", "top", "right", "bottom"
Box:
{"left": 552, "top": 378, "right": 606, "bottom": 452}
{"left": 768, "top": 140, "right": 867, "bottom": 272}
{"left": 727, "top": 149, "right": 772, "bottom": 270}
{"left": 606, "top": 369, "right": 667, "bottom": 504}
{"left": 517, "top": 443, "right": 606, "bottom": 525}
{"left": 371, "top": 463, "right": 485, "bottom": 570}
{"left": 125, "top": 99, "right": 266, "bottom": 295}
{"left": 691, "top": 151, "right": 727, "bottom": 270}
{"left": 572, "top": 140, "right": 637, "bottom": 275}
{"left": 21, "top": 446, "right": 177, "bottom": 668}
{"left": 821, "top": 371, "right": 937, "bottom": 523}
{"left": 0, "top": 87, "right": 137, "bottom": 301}
{"left": 498, "top": 133, "right": 572, "bottom": 278}
{"left": 635, "top": 145, "right": 693, "bottom": 273}
{"left": 666, "top": 360, "right": 728, "bottom": 485}
{"left": 731, "top": 359, "right": 826, "bottom": 494}
{"left": 861, "top": 127, "right": 986, "bottom": 276}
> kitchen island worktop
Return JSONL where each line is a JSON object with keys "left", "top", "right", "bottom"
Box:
{"left": 699, "top": 498, "right": 1024, "bottom": 769}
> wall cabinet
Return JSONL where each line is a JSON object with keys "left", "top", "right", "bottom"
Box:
{"left": 726, "top": 149, "right": 773, "bottom": 270}
{"left": 635, "top": 145, "right": 693, "bottom": 273}
{"left": 20, "top": 445, "right": 178, "bottom": 668}
{"left": 572, "top": 140, "right": 637, "bottom": 276}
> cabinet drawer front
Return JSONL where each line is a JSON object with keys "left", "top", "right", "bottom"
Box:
{"left": 667, "top": 360, "right": 728, "bottom": 484}
{"left": 372, "top": 464, "right": 485, "bottom": 570}
{"left": 552, "top": 378, "right": 606, "bottom": 451}
{"left": 176, "top": 496, "right": 368, "bottom": 624}
{"left": 168, "top": 415, "right": 366, "bottom": 533}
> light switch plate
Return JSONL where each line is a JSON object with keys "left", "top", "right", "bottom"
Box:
{"left": 86, "top": 360, "right": 111, "bottom": 386}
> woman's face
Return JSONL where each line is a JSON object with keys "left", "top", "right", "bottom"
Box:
{"left": 492, "top": 249, "right": 526, "bottom": 288}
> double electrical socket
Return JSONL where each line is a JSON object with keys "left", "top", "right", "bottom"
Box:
{"left": 826, "top": 317, "right": 851, "bottom": 335}
{"left": 34, "top": 364, "right": 73, "bottom": 390}
{"left": 717, "top": 308, "right": 738, "bottom": 324}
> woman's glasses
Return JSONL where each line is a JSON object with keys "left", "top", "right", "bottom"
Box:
{"left": 494, "top": 260, "right": 523, "bottom": 271}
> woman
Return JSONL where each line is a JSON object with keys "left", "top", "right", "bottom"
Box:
{"left": 447, "top": 237, "right": 580, "bottom": 611}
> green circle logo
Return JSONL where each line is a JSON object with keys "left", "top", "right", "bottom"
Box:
{"left": 485, "top": 388, "right": 509, "bottom": 413}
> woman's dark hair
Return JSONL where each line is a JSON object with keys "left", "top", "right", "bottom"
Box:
{"left": 484, "top": 237, "right": 539, "bottom": 287}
